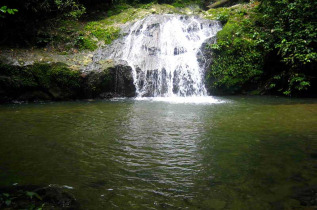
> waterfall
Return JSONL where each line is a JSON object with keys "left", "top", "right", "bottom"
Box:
{"left": 107, "top": 14, "right": 222, "bottom": 98}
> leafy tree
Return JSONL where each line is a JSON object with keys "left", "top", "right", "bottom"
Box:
{"left": 0, "top": 6, "right": 18, "bottom": 18}
{"left": 207, "top": 0, "right": 316, "bottom": 96}
{"left": 259, "top": 0, "right": 316, "bottom": 95}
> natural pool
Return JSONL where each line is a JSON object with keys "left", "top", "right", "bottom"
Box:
{"left": 0, "top": 96, "right": 316, "bottom": 209}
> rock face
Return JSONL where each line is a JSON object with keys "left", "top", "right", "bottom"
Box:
{"left": 0, "top": 61, "right": 135, "bottom": 102}
{"left": 107, "top": 62, "right": 136, "bottom": 97}
{"left": 197, "top": 36, "right": 217, "bottom": 73}
{"left": 84, "top": 61, "right": 136, "bottom": 99}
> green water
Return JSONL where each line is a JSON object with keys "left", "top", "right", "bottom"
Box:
{"left": 0, "top": 96, "right": 316, "bottom": 209}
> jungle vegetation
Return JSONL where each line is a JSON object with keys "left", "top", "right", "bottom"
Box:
{"left": 0, "top": 0, "right": 316, "bottom": 97}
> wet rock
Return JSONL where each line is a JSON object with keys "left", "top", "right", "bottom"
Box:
{"left": 142, "top": 45, "right": 161, "bottom": 56}
{"left": 36, "top": 186, "right": 79, "bottom": 209}
{"left": 161, "top": 68, "right": 168, "bottom": 95}
{"left": 293, "top": 186, "right": 317, "bottom": 207}
{"left": 172, "top": 70, "right": 180, "bottom": 94}
{"left": 107, "top": 61, "right": 136, "bottom": 97}
{"left": 140, "top": 69, "right": 159, "bottom": 97}
{"left": 84, "top": 60, "right": 136, "bottom": 98}
{"left": 310, "top": 153, "right": 317, "bottom": 159}
{"left": 89, "top": 180, "right": 108, "bottom": 189}
{"left": 99, "top": 92, "right": 115, "bottom": 99}
{"left": 18, "top": 91, "right": 52, "bottom": 101}
{"left": 174, "top": 47, "right": 186, "bottom": 55}
{"left": 0, "top": 185, "right": 80, "bottom": 209}
{"left": 197, "top": 36, "right": 217, "bottom": 72}
{"left": 147, "top": 23, "right": 160, "bottom": 30}
{"left": 187, "top": 22, "right": 200, "bottom": 32}
{"left": 289, "top": 173, "right": 307, "bottom": 182}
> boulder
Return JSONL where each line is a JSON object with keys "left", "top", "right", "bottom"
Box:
{"left": 197, "top": 36, "right": 217, "bottom": 73}
{"left": 84, "top": 60, "right": 136, "bottom": 98}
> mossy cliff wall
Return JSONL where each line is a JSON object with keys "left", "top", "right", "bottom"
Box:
{"left": 0, "top": 62, "right": 135, "bottom": 103}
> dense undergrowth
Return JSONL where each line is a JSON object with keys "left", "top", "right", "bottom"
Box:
{"left": 205, "top": 2, "right": 265, "bottom": 95}
{"left": 205, "top": 0, "right": 316, "bottom": 96}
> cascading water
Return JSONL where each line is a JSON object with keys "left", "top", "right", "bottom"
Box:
{"left": 106, "top": 14, "right": 222, "bottom": 98}
{"left": 88, "top": 14, "right": 221, "bottom": 100}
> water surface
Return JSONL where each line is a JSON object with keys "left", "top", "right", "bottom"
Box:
{"left": 0, "top": 96, "right": 316, "bottom": 209}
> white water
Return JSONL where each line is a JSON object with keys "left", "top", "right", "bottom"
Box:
{"left": 135, "top": 96, "right": 225, "bottom": 104}
{"left": 109, "top": 15, "right": 222, "bottom": 99}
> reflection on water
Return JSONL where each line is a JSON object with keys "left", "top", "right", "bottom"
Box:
{"left": 0, "top": 96, "right": 316, "bottom": 209}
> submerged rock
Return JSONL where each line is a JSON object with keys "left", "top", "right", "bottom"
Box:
{"left": 293, "top": 186, "right": 317, "bottom": 207}
{"left": 0, "top": 185, "right": 80, "bottom": 209}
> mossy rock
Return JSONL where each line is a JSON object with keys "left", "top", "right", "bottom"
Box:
{"left": 83, "top": 62, "right": 136, "bottom": 98}
{"left": 0, "top": 62, "right": 83, "bottom": 102}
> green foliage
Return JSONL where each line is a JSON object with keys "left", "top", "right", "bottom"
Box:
{"left": 85, "top": 23, "right": 121, "bottom": 44}
{"left": 111, "top": 0, "right": 205, "bottom": 7}
{"left": 25, "top": 191, "right": 42, "bottom": 200}
{"left": 107, "top": 3, "right": 133, "bottom": 17}
{"left": 75, "top": 36, "right": 98, "bottom": 50}
{"left": 206, "top": 3, "right": 264, "bottom": 94}
{"left": 258, "top": 0, "right": 316, "bottom": 96}
{"left": 171, "top": 0, "right": 203, "bottom": 8}
{"left": 54, "top": 0, "right": 86, "bottom": 19}
{"left": 0, "top": 190, "right": 45, "bottom": 209}
{"left": 206, "top": 1, "right": 316, "bottom": 96}
{"left": 0, "top": 193, "right": 12, "bottom": 207}
{"left": 216, "top": 12, "right": 229, "bottom": 24}
{"left": 260, "top": 0, "right": 316, "bottom": 65}
{"left": 0, "top": 6, "right": 18, "bottom": 17}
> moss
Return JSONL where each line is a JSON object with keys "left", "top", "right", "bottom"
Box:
{"left": 0, "top": 61, "right": 135, "bottom": 101}
{"left": 0, "top": 62, "right": 83, "bottom": 101}
{"left": 84, "top": 23, "right": 120, "bottom": 45}
{"left": 41, "top": 19, "right": 85, "bottom": 51}
{"left": 171, "top": 0, "right": 203, "bottom": 8}
{"left": 76, "top": 36, "right": 98, "bottom": 51}
{"left": 205, "top": 2, "right": 265, "bottom": 95}
{"left": 69, "top": 3, "right": 187, "bottom": 51}
{"left": 84, "top": 69, "right": 112, "bottom": 98}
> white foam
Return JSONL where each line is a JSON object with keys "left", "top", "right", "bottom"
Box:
{"left": 134, "top": 96, "right": 225, "bottom": 104}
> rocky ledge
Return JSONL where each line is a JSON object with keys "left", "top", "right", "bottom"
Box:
{"left": 0, "top": 60, "right": 135, "bottom": 103}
